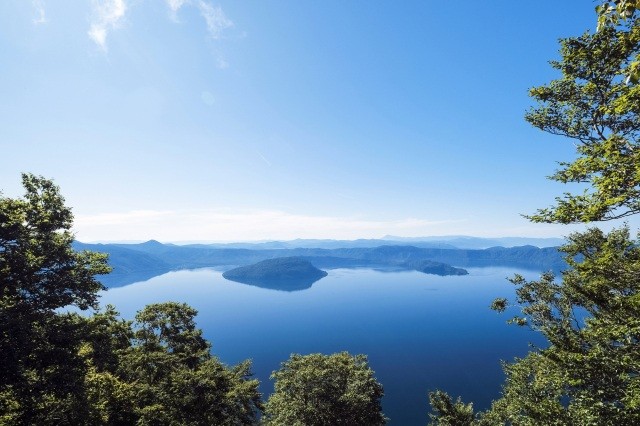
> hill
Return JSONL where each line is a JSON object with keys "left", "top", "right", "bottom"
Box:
{"left": 403, "top": 260, "right": 468, "bottom": 276}
{"left": 222, "top": 257, "right": 328, "bottom": 291}
{"left": 75, "top": 240, "right": 566, "bottom": 287}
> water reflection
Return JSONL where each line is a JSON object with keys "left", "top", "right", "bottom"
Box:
{"left": 98, "top": 268, "right": 172, "bottom": 288}
{"left": 222, "top": 275, "right": 326, "bottom": 292}
{"left": 97, "top": 267, "right": 547, "bottom": 425}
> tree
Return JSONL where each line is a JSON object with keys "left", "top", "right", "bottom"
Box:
{"left": 596, "top": 2, "right": 640, "bottom": 90}
{"left": 427, "top": 2, "right": 640, "bottom": 424}
{"left": 1, "top": 175, "right": 263, "bottom": 425}
{"left": 488, "top": 4, "right": 640, "bottom": 421}
{"left": 264, "top": 352, "right": 386, "bottom": 426}
{"left": 81, "top": 305, "right": 138, "bottom": 425}
{"left": 427, "top": 391, "right": 474, "bottom": 426}
{"left": 0, "top": 174, "right": 110, "bottom": 424}
{"left": 483, "top": 227, "right": 640, "bottom": 424}
{"left": 525, "top": 16, "right": 640, "bottom": 223}
{"left": 122, "top": 302, "right": 263, "bottom": 425}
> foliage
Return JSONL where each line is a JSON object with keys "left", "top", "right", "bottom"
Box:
{"left": 429, "top": 2, "right": 640, "bottom": 424}
{"left": 597, "top": 1, "right": 640, "bottom": 32}
{"left": 484, "top": 227, "right": 640, "bottom": 424}
{"left": 427, "top": 391, "right": 474, "bottom": 426}
{"left": 525, "top": 20, "right": 640, "bottom": 223}
{"left": 497, "top": 2, "right": 640, "bottom": 420}
{"left": 122, "top": 302, "right": 263, "bottom": 425}
{"left": 0, "top": 175, "right": 263, "bottom": 425}
{"left": 0, "top": 173, "right": 110, "bottom": 424}
{"left": 264, "top": 352, "right": 386, "bottom": 426}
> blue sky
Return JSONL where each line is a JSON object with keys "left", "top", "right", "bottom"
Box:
{"left": 1, "top": 1, "right": 630, "bottom": 242}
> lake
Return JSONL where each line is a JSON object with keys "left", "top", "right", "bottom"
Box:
{"left": 97, "top": 266, "right": 546, "bottom": 425}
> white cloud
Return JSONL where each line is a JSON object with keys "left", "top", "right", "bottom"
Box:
{"left": 83, "top": 0, "right": 232, "bottom": 55}
{"left": 165, "top": 0, "right": 233, "bottom": 39}
{"left": 166, "top": 0, "right": 187, "bottom": 13}
{"left": 88, "top": 0, "right": 127, "bottom": 50}
{"left": 197, "top": 0, "right": 233, "bottom": 39}
{"left": 74, "top": 209, "right": 465, "bottom": 242}
{"left": 164, "top": 0, "right": 233, "bottom": 66}
{"left": 32, "top": 0, "right": 47, "bottom": 25}
{"left": 166, "top": 0, "right": 187, "bottom": 20}
{"left": 27, "top": 0, "right": 232, "bottom": 53}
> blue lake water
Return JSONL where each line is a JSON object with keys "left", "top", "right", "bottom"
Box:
{"left": 97, "top": 266, "right": 546, "bottom": 425}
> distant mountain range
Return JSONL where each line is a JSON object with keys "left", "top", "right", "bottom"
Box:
{"left": 172, "top": 236, "right": 565, "bottom": 250}
{"left": 380, "top": 235, "right": 565, "bottom": 249}
{"left": 73, "top": 238, "right": 567, "bottom": 288}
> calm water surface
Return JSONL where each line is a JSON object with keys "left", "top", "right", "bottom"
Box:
{"left": 98, "top": 267, "right": 546, "bottom": 425}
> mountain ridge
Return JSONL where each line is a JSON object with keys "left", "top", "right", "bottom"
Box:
{"left": 74, "top": 240, "right": 566, "bottom": 288}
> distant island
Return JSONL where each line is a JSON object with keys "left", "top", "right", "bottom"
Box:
{"left": 221, "top": 256, "right": 467, "bottom": 292}
{"left": 73, "top": 240, "right": 565, "bottom": 287}
{"left": 404, "top": 260, "right": 468, "bottom": 276}
{"left": 222, "top": 257, "right": 328, "bottom": 291}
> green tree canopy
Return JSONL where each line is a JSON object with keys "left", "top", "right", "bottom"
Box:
{"left": 483, "top": 227, "right": 640, "bottom": 424}
{"left": 0, "top": 175, "right": 263, "bottom": 425}
{"left": 428, "top": 2, "right": 640, "bottom": 424}
{"left": 122, "top": 302, "right": 263, "bottom": 426}
{"left": 0, "top": 173, "right": 110, "bottom": 424}
{"left": 526, "top": 19, "right": 640, "bottom": 223}
{"left": 427, "top": 390, "right": 474, "bottom": 426}
{"left": 264, "top": 352, "right": 386, "bottom": 426}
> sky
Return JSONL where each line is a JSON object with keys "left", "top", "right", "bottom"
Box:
{"left": 1, "top": 0, "right": 634, "bottom": 242}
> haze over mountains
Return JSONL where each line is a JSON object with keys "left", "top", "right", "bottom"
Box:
{"left": 87, "top": 236, "right": 565, "bottom": 250}
{"left": 379, "top": 235, "right": 565, "bottom": 249}
{"left": 73, "top": 236, "right": 567, "bottom": 288}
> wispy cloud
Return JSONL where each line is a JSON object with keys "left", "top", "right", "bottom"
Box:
{"left": 74, "top": 209, "right": 465, "bottom": 242}
{"left": 32, "top": 0, "right": 47, "bottom": 25}
{"left": 88, "top": 0, "right": 127, "bottom": 50}
{"left": 165, "top": 0, "right": 233, "bottom": 39}
{"left": 164, "top": 0, "right": 233, "bottom": 66}
{"left": 166, "top": 0, "right": 187, "bottom": 13}
{"left": 84, "top": 1, "right": 231, "bottom": 54}
{"left": 166, "top": 0, "right": 187, "bottom": 20}
{"left": 196, "top": 0, "right": 233, "bottom": 39}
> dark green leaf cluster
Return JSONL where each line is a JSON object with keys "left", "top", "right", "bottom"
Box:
{"left": 0, "top": 175, "right": 262, "bottom": 425}
{"left": 1, "top": 175, "right": 392, "bottom": 425}
{"left": 427, "top": 391, "right": 474, "bottom": 426}
{"left": 82, "top": 302, "right": 263, "bottom": 425}
{"left": 430, "top": 229, "right": 640, "bottom": 426}
{"left": 1, "top": 174, "right": 110, "bottom": 424}
{"left": 263, "top": 352, "right": 386, "bottom": 426}
{"left": 482, "top": 228, "right": 640, "bottom": 424}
